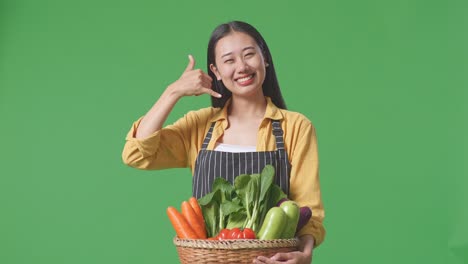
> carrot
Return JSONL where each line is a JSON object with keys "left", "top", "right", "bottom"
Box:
{"left": 181, "top": 201, "right": 207, "bottom": 239}
{"left": 189, "top": 197, "right": 203, "bottom": 221}
{"left": 166, "top": 206, "right": 198, "bottom": 239}
{"left": 189, "top": 197, "right": 207, "bottom": 237}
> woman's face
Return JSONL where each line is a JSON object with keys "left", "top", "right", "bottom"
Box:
{"left": 210, "top": 31, "right": 267, "bottom": 98}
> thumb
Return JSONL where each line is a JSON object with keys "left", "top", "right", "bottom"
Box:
{"left": 184, "top": 54, "right": 195, "bottom": 72}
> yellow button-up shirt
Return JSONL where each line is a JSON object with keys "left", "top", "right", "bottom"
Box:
{"left": 122, "top": 97, "right": 326, "bottom": 247}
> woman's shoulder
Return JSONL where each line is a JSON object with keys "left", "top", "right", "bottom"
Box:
{"left": 278, "top": 109, "right": 317, "bottom": 141}
{"left": 279, "top": 108, "right": 314, "bottom": 128}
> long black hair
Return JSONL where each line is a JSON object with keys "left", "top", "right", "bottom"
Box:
{"left": 207, "top": 21, "right": 287, "bottom": 109}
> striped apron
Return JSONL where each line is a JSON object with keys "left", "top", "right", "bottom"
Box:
{"left": 192, "top": 120, "right": 291, "bottom": 199}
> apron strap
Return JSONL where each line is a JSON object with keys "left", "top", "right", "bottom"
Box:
{"left": 271, "top": 120, "right": 285, "bottom": 150}
{"left": 201, "top": 122, "right": 216, "bottom": 150}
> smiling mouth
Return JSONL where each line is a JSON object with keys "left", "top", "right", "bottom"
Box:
{"left": 236, "top": 74, "right": 255, "bottom": 83}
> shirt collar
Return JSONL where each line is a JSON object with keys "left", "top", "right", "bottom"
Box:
{"left": 209, "top": 96, "right": 284, "bottom": 122}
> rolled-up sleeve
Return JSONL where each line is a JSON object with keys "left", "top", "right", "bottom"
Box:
{"left": 122, "top": 115, "right": 191, "bottom": 170}
{"left": 289, "top": 121, "right": 326, "bottom": 247}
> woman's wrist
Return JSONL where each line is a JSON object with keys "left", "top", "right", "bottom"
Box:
{"left": 165, "top": 84, "right": 184, "bottom": 100}
{"left": 299, "top": 235, "right": 315, "bottom": 255}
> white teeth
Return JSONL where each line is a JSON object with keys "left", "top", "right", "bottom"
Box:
{"left": 237, "top": 74, "right": 253, "bottom": 82}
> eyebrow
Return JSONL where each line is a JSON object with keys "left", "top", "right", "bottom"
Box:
{"left": 221, "top": 46, "right": 256, "bottom": 58}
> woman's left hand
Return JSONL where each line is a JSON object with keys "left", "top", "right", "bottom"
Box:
{"left": 253, "top": 250, "right": 311, "bottom": 264}
{"left": 252, "top": 235, "right": 314, "bottom": 264}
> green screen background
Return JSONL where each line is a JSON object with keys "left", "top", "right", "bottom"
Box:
{"left": 1, "top": 0, "right": 465, "bottom": 263}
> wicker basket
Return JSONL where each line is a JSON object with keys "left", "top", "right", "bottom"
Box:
{"left": 173, "top": 237, "right": 299, "bottom": 264}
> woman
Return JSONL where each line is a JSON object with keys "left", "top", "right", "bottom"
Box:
{"left": 122, "top": 21, "right": 325, "bottom": 263}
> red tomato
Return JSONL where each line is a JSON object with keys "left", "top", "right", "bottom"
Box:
{"left": 242, "top": 228, "right": 256, "bottom": 239}
{"left": 218, "top": 229, "right": 230, "bottom": 240}
{"left": 214, "top": 228, "right": 256, "bottom": 240}
{"left": 228, "top": 228, "right": 242, "bottom": 239}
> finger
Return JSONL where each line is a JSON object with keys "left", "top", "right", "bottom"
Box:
{"left": 252, "top": 258, "right": 263, "bottom": 264}
{"left": 253, "top": 256, "right": 271, "bottom": 264}
{"left": 271, "top": 252, "right": 291, "bottom": 261}
{"left": 184, "top": 54, "right": 195, "bottom": 72}
{"left": 194, "top": 74, "right": 212, "bottom": 87}
{"left": 201, "top": 87, "right": 222, "bottom": 98}
{"left": 201, "top": 79, "right": 213, "bottom": 89}
{"left": 202, "top": 72, "right": 213, "bottom": 83}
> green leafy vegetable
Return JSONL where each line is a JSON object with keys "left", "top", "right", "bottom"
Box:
{"left": 198, "top": 165, "right": 287, "bottom": 237}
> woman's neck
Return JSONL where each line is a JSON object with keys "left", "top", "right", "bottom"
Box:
{"left": 228, "top": 93, "right": 267, "bottom": 119}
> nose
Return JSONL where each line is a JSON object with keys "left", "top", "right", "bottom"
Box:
{"left": 236, "top": 59, "right": 249, "bottom": 73}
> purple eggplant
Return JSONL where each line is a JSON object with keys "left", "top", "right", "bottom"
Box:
{"left": 296, "top": 206, "right": 312, "bottom": 232}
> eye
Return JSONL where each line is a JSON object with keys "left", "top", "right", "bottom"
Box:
{"left": 245, "top": 52, "right": 255, "bottom": 57}
{"left": 224, "top": 59, "right": 234, "bottom": 64}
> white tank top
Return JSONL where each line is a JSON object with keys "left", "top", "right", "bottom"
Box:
{"left": 214, "top": 143, "right": 256, "bottom": 153}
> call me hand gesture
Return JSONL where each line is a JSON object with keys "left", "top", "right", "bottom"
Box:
{"left": 169, "top": 55, "right": 221, "bottom": 98}
{"left": 135, "top": 55, "right": 221, "bottom": 139}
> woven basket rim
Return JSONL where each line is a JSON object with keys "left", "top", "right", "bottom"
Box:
{"left": 173, "top": 237, "right": 299, "bottom": 250}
